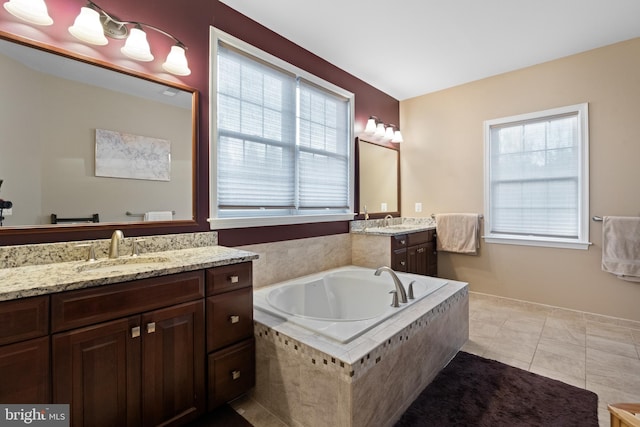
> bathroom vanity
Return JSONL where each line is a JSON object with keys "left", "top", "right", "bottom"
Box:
{"left": 0, "top": 236, "right": 257, "bottom": 427}
{"left": 351, "top": 219, "right": 438, "bottom": 277}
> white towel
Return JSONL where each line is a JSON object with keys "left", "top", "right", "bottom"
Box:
{"left": 435, "top": 213, "right": 480, "bottom": 255}
{"left": 602, "top": 216, "right": 640, "bottom": 282}
{"left": 143, "top": 211, "right": 173, "bottom": 221}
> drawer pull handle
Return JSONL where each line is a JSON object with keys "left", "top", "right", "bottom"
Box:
{"left": 231, "top": 370, "right": 241, "bottom": 380}
{"left": 131, "top": 326, "right": 141, "bottom": 338}
{"left": 147, "top": 322, "right": 156, "bottom": 334}
{"left": 229, "top": 275, "right": 239, "bottom": 284}
{"left": 417, "top": 248, "right": 425, "bottom": 253}
{"left": 229, "top": 315, "right": 240, "bottom": 324}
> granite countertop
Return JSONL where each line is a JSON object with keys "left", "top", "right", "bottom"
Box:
{"left": 350, "top": 217, "right": 436, "bottom": 236}
{"left": 0, "top": 245, "right": 258, "bottom": 302}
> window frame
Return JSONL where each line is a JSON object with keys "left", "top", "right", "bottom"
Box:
{"left": 483, "top": 103, "right": 590, "bottom": 250}
{"left": 208, "top": 27, "right": 355, "bottom": 230}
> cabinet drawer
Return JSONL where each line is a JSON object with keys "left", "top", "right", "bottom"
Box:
{"left": 391, "top": 248, "right": 407, "bottom": 272}
{"left": 208, "top": 338, "right": 255, "bottom": 410}
{"left": 408, "top": 231, "right": 432, "bottom": 246}
{"left": 391, "top": 234, "right": 408, "bottom": 251}
{"left": 51, "top": 271, "right": 204, "bottom": 332}
{"left": 206, "top": 262, "right": 252, "bottom": 296}
{"left": 0, "top": 296, "right": 49, "bottom": 346}
{"left": 207, "top": 288, "right": 253, "bottom": 352}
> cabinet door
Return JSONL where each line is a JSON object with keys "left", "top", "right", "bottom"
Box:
{"left": 52, "top": 316, "right": 141, "bottom": 427}
{"left": 0, "top": 336, "right": 50, "bottom": 403}
{"left": 426, "top": 241, "right": 438, "bottom": 277}
{"left": 141, "top": 300, "right": 205, "bottom": 427}
{"left": 408, "top": 243, "right": 429, "bottom": 275}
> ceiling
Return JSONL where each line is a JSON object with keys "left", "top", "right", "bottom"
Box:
{"left": 219, "top": 0, "right": 640, "bottom": 101}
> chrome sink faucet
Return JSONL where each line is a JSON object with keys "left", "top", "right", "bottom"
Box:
{"left": 384, "top": 214, "right": 393, "bottom": 227}
{"left": 374, "top": 266, "right": 408, "bottom": 303}
{"left": 109, "top": 230, "right": 124, "bottom": 259}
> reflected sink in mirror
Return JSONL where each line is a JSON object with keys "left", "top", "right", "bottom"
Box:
{"left": 76, "top": 256, "right": 172, "bottom": 273}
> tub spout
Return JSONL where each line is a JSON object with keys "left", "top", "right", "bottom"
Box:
{"left": 374, "top": 266, "right": 408, "bottom": 303}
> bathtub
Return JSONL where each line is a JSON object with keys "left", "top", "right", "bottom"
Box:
{"left": 253, "top": 266, "right": 448, "bottom": 343}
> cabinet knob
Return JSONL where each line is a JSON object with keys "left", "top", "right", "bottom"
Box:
{"left": 229, "top": 315, "right": 240, "bottom": 324}
{"left": 229, "top": 275, "right": 239, "bottom": 284}
{"left": 400, "top": 240, "right": 406, "bottom": 245}
{"left": 131, "top": 326, "right": 141, "bottom": 338}
{"left": 147, "top": 322, "right": 156, "bottom": 334}
{"left": 231, "top": 370, "right": 241, "bottom": 380}
{"left": 400, "top": 261, "right": 406, "bottom": 266}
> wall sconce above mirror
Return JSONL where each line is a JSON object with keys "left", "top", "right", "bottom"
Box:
{"left": 363, "top": 116, "right": 403, "bottom": 143}
{"left": 3, "top": 0, "right": 191, "bottom": 75}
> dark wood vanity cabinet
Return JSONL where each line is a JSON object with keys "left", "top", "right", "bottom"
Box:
{"left": 51, "top": 271, "right": 206, "bottom": 427}
{"left": 0, "top": 296, "right": 50, "bottom": 404}
{"left": 391, "top": 230, "right": 437, "bottom": 277}
{"left": 205, "top": 262, "right": 255, "bottom": 410}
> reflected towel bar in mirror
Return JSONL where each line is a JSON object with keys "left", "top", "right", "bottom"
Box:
{"left": 126, "top": 211, "right": 176, "bottom": 217}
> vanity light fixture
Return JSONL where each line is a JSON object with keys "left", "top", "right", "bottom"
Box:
{"left": 6, "top": 0, "right": 189, "bottom": 76}
{"left": 67, "top": 1, "right": 191, "bottom": 75}
{"left": 363, "top": 116, "right": 403, "bottom": 143}
{"left": 3, "top": 0, "right": 52, "bottom": 26}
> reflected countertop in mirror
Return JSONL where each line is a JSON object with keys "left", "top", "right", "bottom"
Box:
{"left": 0, "top": 36, "right": 197, "bottom": 233}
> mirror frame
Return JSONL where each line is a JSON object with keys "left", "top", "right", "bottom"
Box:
{"left": 0, "top": 31, "right": 201, "bottom": 246}
{"left": 355, "top": 137, "right": 401, "bottom": 220}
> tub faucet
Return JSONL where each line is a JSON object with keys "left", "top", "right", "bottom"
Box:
{"left": 374, "top": 266, "right": 408, "bottom": 303}
{"left": 109, "top": 230, "right": 124, "bottom": 259}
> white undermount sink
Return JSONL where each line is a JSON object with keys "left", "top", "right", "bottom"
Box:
{"left": 76, "top": 256, "right": 172, "bottom": 273}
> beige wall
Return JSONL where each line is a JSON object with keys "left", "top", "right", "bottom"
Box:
{"left": 400, "top": 38, "right": 640, "bottom": 322}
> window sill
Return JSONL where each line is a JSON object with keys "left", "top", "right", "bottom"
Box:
{"left": 483, "top": 235, "right": 591, "bottom": 250}
{"left": 208, "top": 213, "right": 355, "bottom": 230}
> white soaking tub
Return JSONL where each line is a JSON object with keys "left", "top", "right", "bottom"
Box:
{"left": 253, "top": 265, "right": 448, "bottom": 343}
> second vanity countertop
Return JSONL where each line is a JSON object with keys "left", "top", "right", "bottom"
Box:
{"left": 0, "top": 245, "right": 258, "bottom": 302}
{"left": 350, "top": 217, "right": 436, "bottom": 237}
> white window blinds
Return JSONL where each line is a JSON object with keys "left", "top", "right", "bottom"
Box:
{"left": 216, "top": 40, "right": 352, "bottom": 218}
{"left": 484, "top": 103, "right": 589, "bottom": 249}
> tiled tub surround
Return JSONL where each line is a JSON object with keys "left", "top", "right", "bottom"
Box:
{"left": 0, "top": 231, "right": 258, "bottom": 301}
{"left": 253, "top": 278, "right": 469, "bottom": 427}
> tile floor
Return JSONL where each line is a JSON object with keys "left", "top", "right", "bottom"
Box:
{"left": 231, "top": 292, "right": 640, "bottom": 426}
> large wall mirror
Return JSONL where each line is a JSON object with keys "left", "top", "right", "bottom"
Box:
{"left": 357, "top": 138, "right": 400, "bottom": 217}
{"left": 0, "top": 35, "right": 198, "bottom": 243}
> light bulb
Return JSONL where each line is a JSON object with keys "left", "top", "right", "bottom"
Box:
{"left": 3, "top": 0, "right": 53, "bottom": 26}
{"left": 68, "top": 6, "right": 108, "bottom": 46}
{"left": 121, "top": 26, "right": 154, "bottom": 62}
{"left": 162, "top": 45, "right": 191, "bottom": 76}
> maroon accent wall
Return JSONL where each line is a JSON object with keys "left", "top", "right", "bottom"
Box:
{"left": 0, "top": 0, "right": 399, "bottom": 246}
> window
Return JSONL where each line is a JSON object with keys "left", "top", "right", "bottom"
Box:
{"left": 209, "top": 28, "right": 354, "bottom": 229}
{"left": 484, "top": 103, "right": 590, "bottom": 249}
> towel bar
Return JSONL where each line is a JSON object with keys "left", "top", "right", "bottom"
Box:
{"left": 431, "top": 213, "right": 484, "bottom": 219}
{"left": 126, "top": 210, "right": 175, "bottom": 217}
